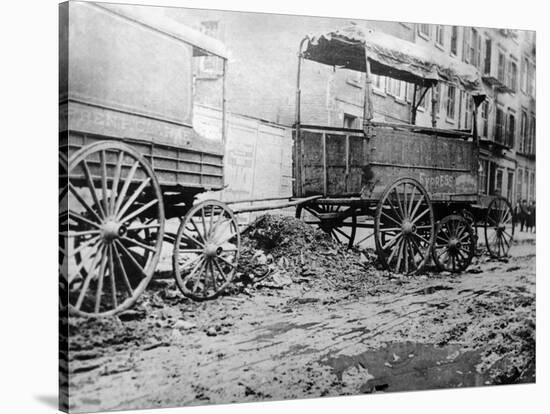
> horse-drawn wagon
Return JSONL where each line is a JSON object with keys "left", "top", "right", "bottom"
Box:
{"left": 60, "top": 7, "right": 514, "bottom": 319}
{"left": 293, "top": 26, "right": 514, "bottom": 274}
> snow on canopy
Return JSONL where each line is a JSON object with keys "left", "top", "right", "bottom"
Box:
{"left": 303, "top": 25, "right": 486, "bottom": 101}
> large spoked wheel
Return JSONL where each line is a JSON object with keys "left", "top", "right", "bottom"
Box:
{"left": 173, "top": 200, "right": 240, "bottom": 301}
{"left": 296, "top": 203, "right": 357, "bottom": 249}
{"left": 432, "top": 215, "right": 475, "bottom": 273}
{"left": 59, "top": 152, "right": 69, "bottom": 311}
{"left": 484, "top": 197, "right": 514, "bottom": 258}
{"left": 62, "top": 141, "right": 165, "bottom": 318}
{"left": 374, "top": 178, "right": 435, "bottom": 274}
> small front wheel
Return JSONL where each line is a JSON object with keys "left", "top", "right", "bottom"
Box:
{"left": 173, "top": 200, "right": 240, "bottom": 301}
{"left": 432, "top": 215, "right": 475, "bottom": 273}
{"left": 484, "top": 197, "right": 514, "bottom": 258}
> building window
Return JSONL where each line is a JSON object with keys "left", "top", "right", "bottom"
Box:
{"left": 435, "top": 25, "right": 445, "bottom": 47}
{"left": 507, "top": 171, "right": 514, "bottom": 202}
{"left": 483, "top": 38, "right": 492, "bottom": 75}
{"left": 528, "top": 115, "right": 536, "bottom": 154}
{"left": 433, "top": 84, "right": 441, "bottom": 115}
{"left": 462, "top": 27, "right": 471, "bottom": 63}
{"left": 197, "top": 21, "right": 224, "bottom": 76}
{"left": 519, "top": 110, "right": 528, "bottom": 153}
{"left": 371, "top": 74, "right": 386, "bottom": 93}
{"left": 343, "top": 113, "right": 359, "bottom": 129}
{"left": 418, "top": 24, "right": 431, "bottom": 39}
{"left": 463, "top": 93, "right": 473, "bottom": 130}
{"left": 387, "top": 78, "right": 406, "bottom": 101}
{"left": 480, "top": 101, "right": 489, "bottom": 138}
{"left": 497, "top": 51, "right": 506, "bottom": 84}
{"left": 516, "top": 168, "right": 523, "bottom": 201}
{"left": 479, "top": 159, "right": 489, "bottom": 195}
{"left": 470, "top": 29, "right": 481, "bottom": 68}
{"left": 495, "top": 168, "right": 504, "bottom": 196}
{"left": 494, "top": 107, "right": 505, "bottom": 144}
{"left": 507, "top": 59, "right": 518, "bottom": 92}
{"left": 506, "top": 111, "right": 516, "bottom": 148}
{"left": 528, "top": 63, "right": 535, "bottom": 97}
{"left": 450, "top": 26, "right": 458, "bottom": 56}
{"left": 529, "top": 171, "right": 535, "bottom": 201}
{"left": 446, "top": 85, "right": 456, "bottom": 119}
{"left": 520, "top": 56, "right": 528, "bottom": 93}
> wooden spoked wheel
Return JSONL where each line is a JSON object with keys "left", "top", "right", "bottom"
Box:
{"left": 374, "top": 178, "right": 435, "bottom": 274}
{"left": 173, "top": 200, "right": 240, "bottom": 301}
{"left": 484, "top": 197, "right": 514, "bottom": 258}
{"left": 295, "top": 203, "right": 357, "bottom": 249}
{"left": 432, "top": 215, "right": 475, "bottom": 273}
{"left": 59, "top": 152, "right": 69, "bottom": 311}
{"left": 63, "top": 141, "right": 165, "bottom": 317}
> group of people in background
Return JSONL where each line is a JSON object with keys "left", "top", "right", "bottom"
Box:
{"left": 515, "top": 199, "right": 536, "bottom": 233}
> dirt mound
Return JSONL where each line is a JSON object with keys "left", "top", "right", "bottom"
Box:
{"left": 237, "top": 214, "right": 386, "bottom": 295}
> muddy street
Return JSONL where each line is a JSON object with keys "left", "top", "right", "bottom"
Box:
{"left": 66, "top": 217, "right": 535, "bottom": 413}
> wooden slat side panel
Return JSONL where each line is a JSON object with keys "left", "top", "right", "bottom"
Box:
{"left": 362, "top": 127, "right": 478, "bottom": 201}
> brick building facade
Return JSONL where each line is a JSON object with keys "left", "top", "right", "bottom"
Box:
{"left": 169, "top": 8, "right": 536, "bottom": 204}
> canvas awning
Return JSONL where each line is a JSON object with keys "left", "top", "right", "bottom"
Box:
{"left": 303, "top": 25, "right": 485, "bottom": 101}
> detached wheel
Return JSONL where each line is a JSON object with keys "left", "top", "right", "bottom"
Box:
{"left": 374, "top": 178, "right": 435, "bottom": 274}
{"left": 173, "top": 200, "right": 240, "bottom": 301}
{"left": 485, "top": 197, "right": 514, "bottom": 258}
{"left": 63, "top": 141, "right": 165, "bottom": 317}
{"left": 433, "top": 215, "right": 475, "bottom": 273}
{"left": 296, "top": 203, "right": 357, "bottom": 249}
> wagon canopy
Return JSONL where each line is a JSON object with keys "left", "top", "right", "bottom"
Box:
{"left": 302, "top": 25, "right": 485, "bottom": 100}
{"left": 98, "top": 3, "right": 230, "bottom": 59}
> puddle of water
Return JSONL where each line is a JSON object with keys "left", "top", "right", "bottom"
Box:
{"left": 413, "top": 286, "right": 453, "bottom": 295}
{"left": 321, "top": 341, "right": 488, "bottom": 393}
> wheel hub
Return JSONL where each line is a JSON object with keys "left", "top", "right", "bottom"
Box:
{"left": 448, "top": 237, "right": 461, "bottom": 252}
{"left": 401, "top": 220, "right": 416, "bottom": 235}
{"left": 204, "top": 243, "right": 222, "bottom": 258}
{"left": 101, "top": 220, "right": 124, "bottom": 242}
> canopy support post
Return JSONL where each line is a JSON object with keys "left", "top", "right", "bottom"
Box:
{"left": 410, "top": 85, "right": 417, "bottom": 125}
{"left": 363, "top": 53, "right": 373, "bottom": 130}
{"left": 221, "top": 59, "right": 227, "bottom": 145}
{"left": 431, "top": 84, "right": 437, "bottom": 128}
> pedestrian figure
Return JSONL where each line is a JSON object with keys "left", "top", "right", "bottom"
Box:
{"left": 527, "top": 200, "right": 536, "bottom": 233}
{"left": 514, "top": 199, "right": 521, "bottom": 231}
{"left": 519, "top": 199, "right": 529, "bottom": 232}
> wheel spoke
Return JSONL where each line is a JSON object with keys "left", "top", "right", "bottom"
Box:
{"left": 75, "top": 245, "right": 103, "bottom": 310}
{"left": 121, "top": 235, "right": 156, "bottom": 253}
{"left": 119, "top": 199, "right": 158, "bottom": 225}
{"left": 100, "top": 150, "right": 109, "bottom": 216}
{"left": 115, "top": 240, "right": 147, "bottom": 278}
{"left": 69, "top": 211, "right": 101, "bottom": 229}
{"left": 113, "top": 161, "right": 139, "bottom": 216}
{"left": 391, "top": 188, "right": 406, "bottom": 219}
{"left": 107, "top": 245, "right": 118, "bottom": 309}
{"left": 190, "top": 259, "right": 207, "bottom": 293}
{"left": 217, "top": 255, "right": 236, "bottom": 269}
{"left": 408, "top": 186, "right": 417, "bottom": 216}
{"left": 69, "top": 183, "right": 103, "bottom": 224}
{"left": 116, "top": 178, "right": 152, "bottom": 221}
{"left": 71, "top": 236, "right": 100, "bottom": 257}
{"left": 109, "top": 151, "right": 124, "bottom": 216}
{"left": 212, "top": 258, "right": 228, "bottom": 283}
{"left": 81, "top": 160, "right": 106, "bottom": 219}
{"left": 63, "top": 229, "right": 101, "bottom": 238}
{"left": 381, "top": 211, "right": 402, "bottom": 227}
{"left": 112, "top": 242, "right": 133, "bottom": 295}
{"left": 411, "top": 207, "right": 430, "bottom": 224}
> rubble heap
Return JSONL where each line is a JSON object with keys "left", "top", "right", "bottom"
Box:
{"left": 237, "top": 214, "right": 383, "bottom": 294}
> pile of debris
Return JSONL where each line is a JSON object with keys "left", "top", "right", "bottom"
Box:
{"left": 235, "top": 214, "right": 386, "bottom": 294}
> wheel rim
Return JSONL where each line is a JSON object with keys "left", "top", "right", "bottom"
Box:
{"left": 297, "top": 203, "right": 357, "bottom": 249}
{"left": 173, "top": 200, "right": 240, "bottom": 300}
{"left": 62, "top": 142, "right": 165, "bottom": 317}
{"left": 485, "top": 197, "right": 514, "bottom": 258}
{"left": 433, "top": 215, "right": 475, "bottom": 273}
{"left": 375, "top": 178, "right": 435, "bottom": 274}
